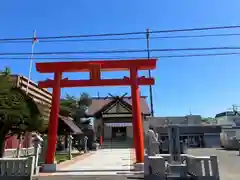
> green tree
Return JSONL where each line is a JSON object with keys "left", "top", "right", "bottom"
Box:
{"left": 60, "top": 92, "right": 92, "bottom": 125}
{"left": 0, "top": 69, "right": 44, "bottom": 157}
{"left": 60, "top": 94, "right": 77, "bottom": 117}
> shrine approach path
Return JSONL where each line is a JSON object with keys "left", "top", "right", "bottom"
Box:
{"left": 52, "top": 148, "right": 142, "bottom": 176}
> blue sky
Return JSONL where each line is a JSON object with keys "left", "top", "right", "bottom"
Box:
{"left": 1, "top": 0, "right": 240, "bottom": 117}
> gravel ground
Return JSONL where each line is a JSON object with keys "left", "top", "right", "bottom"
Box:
{"left": 188, "top": 148, "right": 240, "bottom": 180}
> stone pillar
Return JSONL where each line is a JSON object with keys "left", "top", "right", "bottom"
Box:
{"left": 33, "top": 134, "right": 43, "bottom": 175}
{"left": 68, "top": 135, "right": 73, "bottom": 160}
{"left": 84, "top": 136, "right": 88, "bottom": 153}
{"left": 168, "top": 125, "right": 181, "bottom": 163}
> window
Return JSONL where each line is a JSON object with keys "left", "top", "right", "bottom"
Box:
{"left": 233, "top": 119, "right": 240, "bottom": 126}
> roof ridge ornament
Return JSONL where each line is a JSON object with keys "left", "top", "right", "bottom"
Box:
{"left": 107, "top": 93, "right": 128, "bottom": 101}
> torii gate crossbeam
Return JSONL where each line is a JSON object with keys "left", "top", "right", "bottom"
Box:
{"left": 36, "top": 58, "right": 157, "bottom": 169}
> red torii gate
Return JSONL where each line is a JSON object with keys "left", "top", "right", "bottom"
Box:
{"left": 36, "top": 58, "right": 157, "bottom": 166}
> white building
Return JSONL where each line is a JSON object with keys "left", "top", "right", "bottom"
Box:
{"left": 87, "top": 96, "right": 150, "bottom": 143}
{"left": 145, "top": 115, "right": 221, "bottom": 148}
{"left": 215, "top": 111, "right": 240, "bottom": 149}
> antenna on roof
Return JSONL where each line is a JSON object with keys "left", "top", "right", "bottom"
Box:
{"left": 189, "top": 107, "right": 192, "bottom": 116}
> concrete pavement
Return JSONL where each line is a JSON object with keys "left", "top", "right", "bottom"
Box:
{"left": 53, "top": 148, "right": 141, "bottom": 176}
{"left": 35, "top": 175, "right": 143, "bottom": 180}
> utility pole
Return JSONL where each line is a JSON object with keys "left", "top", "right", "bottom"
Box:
{"left": 146, "top": 29, "right": 154, "bottom": 117}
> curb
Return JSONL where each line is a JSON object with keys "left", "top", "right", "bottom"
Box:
{"left": 57, "top": 151, "right": 94, "bottom": 169}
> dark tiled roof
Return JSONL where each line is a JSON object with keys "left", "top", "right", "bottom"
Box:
{"left": 86, "top": 96, "right": 150, "bottom": 116}
{"left": 215, "top": 111, "right": 239, "bottom": 118}
{"left": 59, "top": 115, "right": 83, "bottom": 134}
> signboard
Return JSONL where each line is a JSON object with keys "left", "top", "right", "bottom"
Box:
{"left": 105, "top": 123, "right": 132, "bottom": 127}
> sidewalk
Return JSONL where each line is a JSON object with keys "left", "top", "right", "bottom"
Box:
{"left": 52, "top": 148, "right": 137, "bottom": 176}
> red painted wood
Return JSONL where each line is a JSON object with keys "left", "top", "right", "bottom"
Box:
{"left": 45, "top": 72, "right": 62, "bottom": 164}
{"left": 130, "top": 67, "right": 144, "bottom": 163}
{"left": 99, "top": 135, "right": 103, "bottom": 146}
{"left": 36, "top": 59, "right": 157, "bottom": 164}
{"left": 38, "top": 78, "right": 154, "bottom": 88}
{"left": 36, "top": 59, "right": 157, "bottom": 73}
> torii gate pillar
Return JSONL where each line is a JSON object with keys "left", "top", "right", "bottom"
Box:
{"left": 46, "top": 72, "right": 62, "bottom": 165}
{"left": 130, "top": 67, "right": 144, "bottom": 162}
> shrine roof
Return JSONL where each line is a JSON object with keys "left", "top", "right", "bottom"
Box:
{"left": 58, "top": 115, "right": 83, "bottom": 134}
{"left": 86, "top": 96, "right": 150, "bottom": 116}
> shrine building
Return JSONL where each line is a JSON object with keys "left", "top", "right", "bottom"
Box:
{"left": 86, "top": 95, "right": 151, "bottom": 142}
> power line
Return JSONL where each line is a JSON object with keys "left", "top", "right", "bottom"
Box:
{"left": 1, "top": 33, "right": 240, "bottom": 44}
{"left": 151, "top": 25, "right": 240, "bottom": 34}
{"left": 0, "top": 52, "right": 240, "bottom": 60}
{"left": 0, "top": 25, "right": 240, "bottom": 42}
{"left": 160, "top": 52, "right": 240, "bottom": 58}
{"left": 0, "top": 37, "right": 145, "bottom": 44}
{"left": 151, "top": 33, "right": 240, "bottom": 39}
{"left": 0, "top": 47, "right": 240, "bottom": 56}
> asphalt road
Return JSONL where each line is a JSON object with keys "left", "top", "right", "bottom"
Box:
{"left": 188, "top": 148, "right": 240, "bottom": 180}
